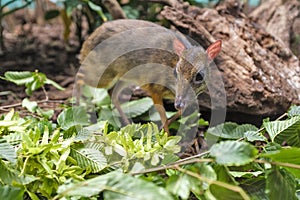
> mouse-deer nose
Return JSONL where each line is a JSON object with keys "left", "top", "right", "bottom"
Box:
{"left": 174, "top": 96, "right": 185, "bottom": 110}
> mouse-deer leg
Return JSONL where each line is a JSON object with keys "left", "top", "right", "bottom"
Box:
{"left": 109, "top": 84, "right": 132, "bottom": 126}
{"left": 150, "top": 93, "right": 170, "bottom": 135}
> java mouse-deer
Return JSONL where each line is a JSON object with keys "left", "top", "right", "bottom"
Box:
{"left": 77, "top": 19, "right": 222, "bottom": 134}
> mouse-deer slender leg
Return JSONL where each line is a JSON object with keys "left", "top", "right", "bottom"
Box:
{"left": 150, "top": 93, "right": 169, "bottom": 135}
{"left": 109, "top": 85, "right": 131, "bottom": 126}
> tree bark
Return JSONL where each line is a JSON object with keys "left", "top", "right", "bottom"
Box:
{"left": 161, "top": 0, "right": 300, "bottom": 117}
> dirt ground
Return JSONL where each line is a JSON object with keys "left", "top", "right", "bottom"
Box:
{"left": 0, "top": 14, "right": 81, "bottom": 112}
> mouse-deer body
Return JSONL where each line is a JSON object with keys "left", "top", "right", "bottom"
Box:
{"left": 77, "top": 19, "right": 222, "bottom": 133}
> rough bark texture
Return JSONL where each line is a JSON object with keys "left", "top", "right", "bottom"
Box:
{"left": 161, "top": 0, "right": 300, "bottom": 117}
{"left": 250, "top": 0, "right": 300, "bottom": 49}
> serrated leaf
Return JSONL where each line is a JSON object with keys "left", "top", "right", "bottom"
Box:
{"left": 261, "top": 148, "right": 300, "bottom": 178}
{"left": 207, "top": 122, "right": 258, "bottom": 139}
{"left": 114, "top": 97, "right": 154, "bottom": 118}
{"left": 57, "top": 107, "right": 89, "bottom": 130}
{"left": 264, "top": 116, "right": 300, "bottom": 146}
{"left": 266, "top": 167, "right": 297, "bottom": 200}
{"left": 57, "top": 171, "right": 173, "bottom": 200}
{"left": 0, "top": 138, "right": 17, "bottom": 164}
{"left": 210, "top": 141, "right": 258, "bottom": 166}
{"left": 244, "top": 131, "right": 267, "bottom": 142}
{"left": 70, "top": 147, "right": 107, "bottom": 173}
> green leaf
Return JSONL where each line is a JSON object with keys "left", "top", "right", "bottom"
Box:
{"left": 288, "top": 105, "right": 300, "bottom": 117}
{"left": 210, "top": 141, "right": 258, "bottom": 166}
{"left": 57, "top": 107, "right": 89, "bottom": 130}
{"left": 240, "top": 177, "right": 267, "bottom": 200}
{"left": 0, "top": 138, "right": 17, "bottom": 164}
{"left": 263, "top": 116, "right": 300, "bottom": 146}
{"left": 261, "top": 148, "right": 300, "bottom": 178}
{"left": 115, "top": 97, "right": 154, "bottom": 118}
{"left": 166, "top": 173, "right": 198, "bottom": 199}
{"left": 87, "top": 1, "right": 107, "bottom": 21}
{"left": 0, "top": 185, "right": 24, "bottom": 200}
{"left": 0, "top": 160, "right": 36, "bottom": 185}
{"left": 44, "top": 78, "right": 64, "bottom": 91}
{"left": 22, "top": 98, "right": 38, "bottom": 113}
{"left": 70, "top": 147, "right": 107, "bottom": 173}
{"left": 209, "top": 184, "right": 249, "bottom": 200}
{"left": 266, "top": 167, "right": 297, "bottom": 200}
{"left": 244, "top": 131, "right": 267, "bottom": 142}
{"left": 3, "top": 71, "right": 34, "bottom": 85}
{"left": 57, "top": 171, "right": 174, "bottom": 200}
{"left": 207, "top": 122, "right": 258, "bottom": 139}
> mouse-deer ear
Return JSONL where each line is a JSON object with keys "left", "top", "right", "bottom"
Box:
{"left": 173, "top": 39, "right": 186, "bottom": 56}
{"left": 206, "top": 40, "right": 222, "bottom": 61}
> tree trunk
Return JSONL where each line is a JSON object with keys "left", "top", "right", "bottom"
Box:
{"left": 161, "top": 0, "right": 300, "bottom": 118}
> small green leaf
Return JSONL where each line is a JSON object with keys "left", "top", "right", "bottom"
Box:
{"left": 22, "top": 98, "right": 38, "bottom": 113}
{"left": 57, "top": 171, "right": 173, "bottom": 200}
{"left": 0, "top": 138, "right": 17, "bottom": 164}
{"left": 264, "top": 116, "right": 300, "bottom": 146}
{"left": 266, "top": 167, "right": 297, "bottom": 200}
{"left": 244, "top": 131, "right": 267, "bottom": 142}
{"left": 261, "top": 148, "right": 300, "bottom": 178}
{"left": 3, "top": 71, "right": 34, "bottom": 85}
{"left": 57, "top": 107, "right": 89, "bottom": 130}
{"left": 115, "top": 97, "right": 154, "bottom": 118}
{"left": 45, "top": 78, "right": 64, "bottom": 91}
{"left": 207, "top": 122, "right": 258, "bottom": 139}
{"left": 210, "top": 141, "right": 258, "bottom": 166}
{"left": 209, "top": 184, "right": 249, "bottom": 200}
{"left": 70, "top": 147, "right": 107, "bottom": 173}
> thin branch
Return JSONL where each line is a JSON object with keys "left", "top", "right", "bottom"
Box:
{"left": 42, "top": 86, "right": 49, "bottom": 101}
{"left": 130, "top": 151, "right": 211, "bottom": 175}
{"left": 0, "top": 99, "right": 65, "bottom": 110}
{"left": 255, "top": 159, "right": 300, "bottom": 170}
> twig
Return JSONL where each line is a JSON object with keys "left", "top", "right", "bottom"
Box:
{"left": 41, "top": 85, "right": 49, "bottom": 101}
{"left": 0, "top": 99, "right": 65, "bottom": 110}
{"left": 255, "top": 159, "right": 300, "bottom": 170}
{"left": 130, "top": 150, "right": 211, "bottom": 175}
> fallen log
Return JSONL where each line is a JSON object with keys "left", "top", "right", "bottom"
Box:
{"left": 160, "top": 0, "right": 300, "bottom": 119}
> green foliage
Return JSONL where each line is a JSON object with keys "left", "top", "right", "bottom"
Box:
{"left": 56, "top": 171, "right": 173, "bottom": 200}
{"left": 1, "top": 71, "right": 300, "bottom": 199}
{"left": 2, "top": 71, "right": 64, "bottom": 95}
{"left": 210, "top": 141, "right": 258, "bottom": 166}
{"left": 263, "top": 116, "right": 300, "bottom": 146}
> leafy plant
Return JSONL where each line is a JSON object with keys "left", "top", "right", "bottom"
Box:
{"left": 1, "top": 70, "right": 300, "bottom": 199}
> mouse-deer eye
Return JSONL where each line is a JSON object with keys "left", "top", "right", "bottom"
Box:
{"left": 193, "top": 70, "right": 205, "bottom": 84}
